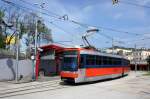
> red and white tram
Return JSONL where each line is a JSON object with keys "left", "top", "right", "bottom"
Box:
{"left": 60, "top": 48, "right": 130, "bottom": 83}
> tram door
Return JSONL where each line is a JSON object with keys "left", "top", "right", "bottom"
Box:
{"left": 122, "top": 59, "right": 125, "bottom": 76}
{"left": 78, "top": 55, "right": 86, "bottom": 81}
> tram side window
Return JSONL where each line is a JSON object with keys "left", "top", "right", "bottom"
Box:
{"left": 79, "top": 55, "right": 84, "bottom": 68}
{"left": 121, "top": 59, "right": 124, "bottom": 65}
{"left": 127, "top": 60, "right": 130, "bottom": 65}
{"left": 113, "top": 58, "right": 117, "bottom": 65}
{"left": 123, "top": 59, "right": 126, "bottom": 65}
{"left": 96, "top": 56, "right": 102, "bottom": 65}
{"left": 86, "top": 55, "right": 95, "bottom": 65}
{"left": 117, "top": 59, "right": 121, "bottom": 65}
{"left": 124, "top": 60, "right": 130, "bottom": 66}
{"left": 122, "top": 59, "right": 126, "bottom": 65}
{"left": 113, "top": 58, "right": 118, "bottom": 65}
{"left": 103, "top": 56, "right": 108, "bottom": 65}
{"left": 108, "top": 57, "right": 112, "bottom": 65}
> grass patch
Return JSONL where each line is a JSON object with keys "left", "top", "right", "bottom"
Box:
{"left": 143, "top": 71, "right": 150, "bottom": 76}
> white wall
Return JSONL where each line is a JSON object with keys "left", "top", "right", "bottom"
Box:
{"left": 0, "top": 58, "right": 33, "bottom": 81}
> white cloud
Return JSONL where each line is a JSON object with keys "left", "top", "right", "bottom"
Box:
{"left": 82, "top": 5, "right": 94, "bottom": 13}
{"left": 137, "top": 0, "right": 150, "bottom": 5}
{"left": 29, "top": 0, "right": 150, "bottom": 48}
{"left": 113, "top": 13, "right": 122, "bottom": 19}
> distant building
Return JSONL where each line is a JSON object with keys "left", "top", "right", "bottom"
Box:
{"left": 131, "top": 50, "right": 150, "bottom": 64}
{"left": 106, "top": 46, "right": 150, "bottom": 71}
{"left": 106, "top": 46, "right": 133, "bottom": 59}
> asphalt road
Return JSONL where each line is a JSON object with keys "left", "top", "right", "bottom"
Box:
{"left": 0, "top": 71, "right": 150, "bottom": 99}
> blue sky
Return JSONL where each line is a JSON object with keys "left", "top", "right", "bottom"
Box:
{"left": 1, "top": 0, "right": 150, "bottom": 49}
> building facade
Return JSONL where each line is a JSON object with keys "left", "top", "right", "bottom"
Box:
{"left": 106, "top": 46, "right": 150, "bottom": 71}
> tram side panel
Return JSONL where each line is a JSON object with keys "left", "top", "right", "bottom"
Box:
{"left": 77, "top": 54, "right": 129, "bottom": 82}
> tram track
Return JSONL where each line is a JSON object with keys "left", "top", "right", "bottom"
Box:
{"left": 0, "top": 79, "right": 60, "bottom": 92}
{"left": 0, "top": 80, "right": 70, "bottom": 98}
{"left": 0, "top": 81, "right": 60, "bottom": 95}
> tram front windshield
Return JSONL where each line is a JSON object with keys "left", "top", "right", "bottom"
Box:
{"left": 62, "top": 50, "right": 78, "bottom": 71}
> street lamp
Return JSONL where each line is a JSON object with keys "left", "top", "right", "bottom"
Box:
{"left": 34, "top": 2, "right": 45, "bottom": 47}
{"left": 32, "top": 2, "right": 45, "bottom": 80}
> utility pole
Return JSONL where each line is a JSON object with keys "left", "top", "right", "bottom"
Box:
{"left": 34, "top": 2, "right": 45, "bottom": 47}
{"left": 134, "top": 44, "right": 137, "bottom": 72}
{"left": 33, "top": 18, "right": 38, "bottom": 80}
{"left": 33, "top": 2, "right": 45, "bottom": 80}
{"left": 112, "top": 38, "right": 114, "bottom": 55}
{"left": 15, "top": 21, "right": 20, "bottom": 83}
{"left": 35, "top": 19, "right": 38, "bottom": 58}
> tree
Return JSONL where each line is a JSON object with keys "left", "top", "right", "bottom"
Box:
{"left": 0, "top": 34, "right": 5, "bottom": 48}
{"left": 0, "top": 4, "right": 53, "bottom": 51}
{"left": 0, "top": 9, "right": 6, "bottom": 48}
{"left": 37, "top": 20, "right": 53, "bottom": 45}
{"left": 146, "top": 55, "right": 150, "bottom": 71}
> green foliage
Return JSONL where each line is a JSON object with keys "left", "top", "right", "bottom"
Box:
{"left": 143, "top": 71, "right": 150, "bottom": 76}
{"left": 20, "top": 22, "right": 28, "bottom": 38}
{"left": 0, "top": 33, "right": 5, "bottom": 48}
{"left": 0, "top": 6, "right": 53, "bottom": 49}
{"left": 146, "top": 56, "right": 150, "bottom": 65}
{"left": 146, "top": 55, "right": 150, "bottom": 71}
{"left": 0, "top": 9, "right": 5, "bottom": 49}
{"left": 37, "top": 20, "right": 53, "bottom": 42}
{"left": 37, "top": 20, "right": 46, "bottom": 33}
{"left": 0, "top": 9, "right": 5, "bottom": 20}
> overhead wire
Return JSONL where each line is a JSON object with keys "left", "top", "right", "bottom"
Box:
{"left": 68, "top": 19, "right": 142, "bottom": 36}
{"left": 0, "top": 0, "right": 74, "bottom": 47}
{"left": 124, "top": 37, "right": 150, "bottom": 44}
{"left": 48, "top": 21, "right": 82, "bottom": 41}
{"left": 19, "top": 0, "right": 61, "bottom": 18}
{"left": 1, "top": 0, "right": 85, "bottom": 46}
{"left": 119, "top": 0, "right": 150, "bottom": 9}
{"left": 2, "top": 0, "right": 149, "bottom": 47}
{"left": 8, "top": 0, "right": 145, "bottom": 37}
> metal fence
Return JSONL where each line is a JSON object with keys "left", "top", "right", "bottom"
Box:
{"left": 0, "top": 49, "right": 27, "bottom": 59}
{"left": 0, "top": 49, "right": 15, "bottom": 59}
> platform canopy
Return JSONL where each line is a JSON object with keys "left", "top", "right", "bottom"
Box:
{"left": 40, "top": 43, "right": 64, "bottom": 52}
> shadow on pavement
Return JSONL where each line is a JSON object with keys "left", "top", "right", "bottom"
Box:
{"left": 59, "top": 74, "right": 128, "bottom": 86}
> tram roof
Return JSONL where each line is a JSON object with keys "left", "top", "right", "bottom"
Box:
{"left": 80, "top": 49, "right": 123, "bottom": 59}
{"left": 64, "top": 47, "right": 127, "bottom": 59}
